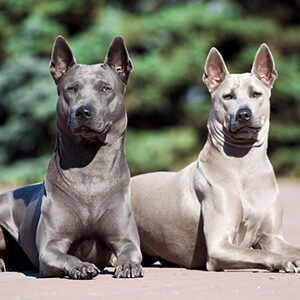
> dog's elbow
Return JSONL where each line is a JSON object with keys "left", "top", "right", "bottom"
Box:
{"left": 205, "top": 241, "right": 235, "bottom": 271}
{"left": 206, "top": 250, "right": 225, "bottom": 271}
{"left": 206, "top": 258, "right": 224, "bottom": 271}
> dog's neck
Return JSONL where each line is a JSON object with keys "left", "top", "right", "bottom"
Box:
{"left": 57, "top": 134, "right": 125, "bottom": 168}
{"left": 45, "top": 126, "right": 128, "bottom": 195}
{"left": 198, "top": 125, "right": 274, "bottom": 192}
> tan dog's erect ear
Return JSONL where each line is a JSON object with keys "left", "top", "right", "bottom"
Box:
{"left": 49, "top": 36, "right": 77, "bottom": 85}
{"left": 203, "top": 47, "right": 229, "bottom": 93}
{"left": 251, "top": 44, "right": 277, "bottom": 88}
{"left": 105, "top": 36, "right": 133, "bottom": 84}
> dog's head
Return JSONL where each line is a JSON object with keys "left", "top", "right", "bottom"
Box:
{"left": 49, "top": 36, "right": 132, "bottom": 143}
{"left": 203, "top": 44, "right": 277, "bottom": 146}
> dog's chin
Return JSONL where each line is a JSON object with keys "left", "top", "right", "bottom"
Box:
{"left": 69, "top": 124, "right": 111, "bottom": 142}
{"left": 228, "top": 126, "right": 261, "bottom": 140}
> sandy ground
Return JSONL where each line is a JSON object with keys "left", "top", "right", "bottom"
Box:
{"left": 0, "top": 180, "right": 299, "bottom": 300}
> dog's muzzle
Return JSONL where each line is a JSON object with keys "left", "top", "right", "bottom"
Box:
{"left": 229, "top": 108, "right": 261, "bottom": 137}
{"left": 68, "top": 105, "right": 112, "bottom": 138}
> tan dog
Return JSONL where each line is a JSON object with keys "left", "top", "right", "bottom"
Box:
{"left": 131, "top": 44, "right": 300, "bottom": 272}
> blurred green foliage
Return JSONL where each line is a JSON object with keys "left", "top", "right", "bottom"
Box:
{"left": 0, "top": 0, "right": 299, "bottom": 183}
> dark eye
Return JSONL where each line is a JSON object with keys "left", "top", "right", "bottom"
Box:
{"left": 252, "top": 91, "right": 262, "bottom": 98}
{"left": 67, "top": 87, "right": 76, "bottom": 93}
{"left": 102, "top": 86, "right": 111, "bottom": 92}
{"left": 223, "top": 94, "right": 233, "bottom": 100}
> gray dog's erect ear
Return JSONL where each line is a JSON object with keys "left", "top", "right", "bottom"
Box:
{"left": 105, "top": 36, "right": 133, "bottom": 84}
{"left": 49, "top": 36, "right": 77, "bottom": 84}
{"left": 251, "top": 44, "right": 277, "bottom": 88}
{"left": 203, "top": 47, "right": 229, "bottom": 92}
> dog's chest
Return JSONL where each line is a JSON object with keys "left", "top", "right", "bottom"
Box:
{"left": 231, "top": 172, "right": 278, "bottom": 247}
{"left": 233, "top": 188, "right": 272, "bottom": 247}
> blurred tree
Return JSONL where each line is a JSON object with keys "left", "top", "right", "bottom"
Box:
{"left": 0, "top": 0, "right": 299, "bottom": 183}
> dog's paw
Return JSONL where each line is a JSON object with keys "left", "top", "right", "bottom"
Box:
{"left": 268, "top": 256, "right": 300, "bottom": 273}
{"left": 0, "top": 259, "right": 6, "bottom": 272}
{"left": 114, "top": 263, "right": 144, "bottom": 278}
{"left": 283, "top": 258, "right": 300, "bottom": 273}
{"left": 69, "top": 262, "right": 100, "bottom": 279}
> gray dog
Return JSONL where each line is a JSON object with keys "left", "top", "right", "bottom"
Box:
{"left": 131, "top": 44, "right": 300, "bottom": 272}
{"left": 0, "top": 36, "right": 143, "bottom": 279}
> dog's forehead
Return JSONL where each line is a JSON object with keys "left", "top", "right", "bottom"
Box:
{"left": 71, "top": 64, "right": 115, "bottom": 82}
{"left": 61, "top": 63, "right": 121, "bottom": 89}
{"left": 223, "top": 73, "right": 264, "bottom": 91}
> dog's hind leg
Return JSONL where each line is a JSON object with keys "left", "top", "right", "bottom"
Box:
{"left": 0, "top": 188, "right": 38, "bottom": 272}
{"left": 0, "top": 192, "right": 19, "bottom": 272}
{"left": 0, "top": 227, "right": 8, "bottom": 271}
{"left": 0, "top": 226, "right": 35, "bottom": 272}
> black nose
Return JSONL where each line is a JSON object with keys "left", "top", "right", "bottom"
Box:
{"left": 236, "top": 108, "right": 252, "bottom": 123}
{"left": 75, "top": 106, "right": 93, "bottom": 119}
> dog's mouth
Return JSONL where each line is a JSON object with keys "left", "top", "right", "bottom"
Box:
{"left": 228, "top": 116, "right": 262, "bottom": 138}
{"left": 230, "top": 126, "right": 261, "bottom": 135}
{"left": 227, "top": 124, "right": 262, "bottom": 142}
{"left": 69, "top": 122, "right": 112, "bottom": 137}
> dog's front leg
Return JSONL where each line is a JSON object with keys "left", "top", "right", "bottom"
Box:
{"left": 255, "top": 205, "right": 300, "bottom": 265}
{"left": 36, "top": 200, "right": 100, "bottom": 279}
{"left": 38, "top": 238, "right": 100, "bottom": 279}
{"left": 102, "top": 202, "right": 143, "bottom": 278}
{"left": 257, "top": 235, "right": 300, "bottom": 263}
{"left": 113, "top": 241, "right": 144, "bottom": 278}
{"left": 206, "top": 241, "right": 299, "bottom": 272}
{"left": 203, "top": 203, "right": 300, "bottom": 272}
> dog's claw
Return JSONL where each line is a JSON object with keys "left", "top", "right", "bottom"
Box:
{"left": 0, "top": 259, "right": 6, "bottom": 272}
{"left": 69, "top": 262, "right": 100, "bottom": 280}
{"left": 114, "top": 263, "right": 143, "bottom": 278}
{"left": 283, "top": 261, "right": 298, "bottom": 273}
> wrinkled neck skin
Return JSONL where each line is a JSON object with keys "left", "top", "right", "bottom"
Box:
{"left": 206, "top": 110, "right": 270, "bottom": 158}
{"left": 45, "top": 116, "right": 128, "bottom": 198}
